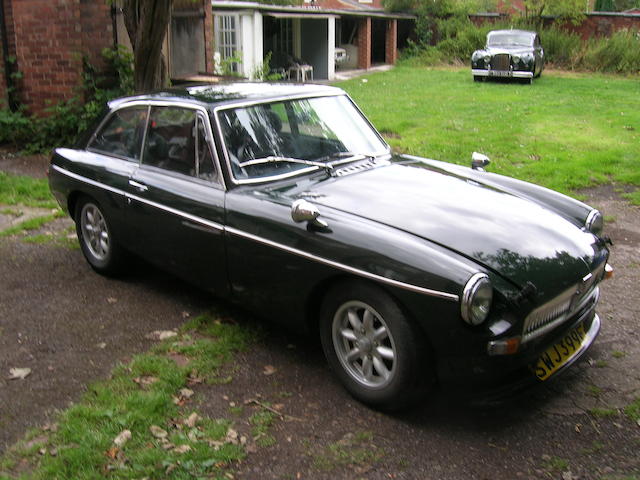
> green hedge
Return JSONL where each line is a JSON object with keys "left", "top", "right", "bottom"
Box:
{"left": 402, "top": 16, "right": 640, "bottom": 74}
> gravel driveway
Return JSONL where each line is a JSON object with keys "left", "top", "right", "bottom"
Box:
{"left": 1, "top": 155, "right": 638, "bottom": 479}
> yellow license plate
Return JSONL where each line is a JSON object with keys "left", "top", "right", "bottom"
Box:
{"left": 533, "top": 323, "right": 586, "bottom": 381}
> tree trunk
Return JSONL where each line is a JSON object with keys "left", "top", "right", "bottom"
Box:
{"left": 122, "top": 0, "right": 173, "bottom": 93}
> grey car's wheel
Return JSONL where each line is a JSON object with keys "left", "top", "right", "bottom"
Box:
{"left": 75, "top": 196, "right": 124, "bottom": 275}
{"left": 473, "top": 75, "right": 483, "bottom": 82}
{"left": 320, "top": 282, "right": 433, "bottom": 410}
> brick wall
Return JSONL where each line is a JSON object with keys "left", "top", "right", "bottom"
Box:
{"left": 203, "top": 0, "right": 214, "bottom": 73}
{"left": 547, "top": 13, "right": 640, "bottom": 40}
{"left": 470, "top": 12, "right": 640, "bottom": 41}
{"left": 2, "top": 0, "right": 113, "bottom": 114}
{"left": 385, "top": 19, "right": 397, "bottom": 65}
{"left": 357, "top": 17, "right": 372, "bottom": 69}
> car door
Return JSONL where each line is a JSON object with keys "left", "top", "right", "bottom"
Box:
{"left": 125, "top": 103, "right": 228, "bottom": 295}
{"left": 78, "top": 105, "right": 148, "bottom": 244}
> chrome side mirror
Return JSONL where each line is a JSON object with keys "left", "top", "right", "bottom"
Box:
{"left": 291, "top": 199, "right": 328, "bottom": 228}
{"left": 471, "top": 152, "right": 490, "bottom": 171}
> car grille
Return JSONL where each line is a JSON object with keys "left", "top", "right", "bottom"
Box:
{"left": 522, "top": 265, "right": 604, "bottom": 343}
{"left": 490, "top": 54, "right": 510, "bottom": 71}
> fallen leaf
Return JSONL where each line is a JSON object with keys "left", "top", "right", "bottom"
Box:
{"left": 273, "top": 403, "right": 284, "bottom": 411}
{"left": 187, "top": 428, "right": 200, "bottom": 442}
{"left": 113, "top": 429, "right": 131, "bottom": 447}
{"left": 179, "top": 388, "right": 194, "bottom": 399}
{"left": 42, "top": 423, "right": 58, "bottom": 433}
{"left": 96, "top": 342, "right": 107, "bottom": 349}
{"left": 149, "top": 425, "right": 168, "bottom": 439}
{"left": 263, "top": 365, "right": 277, "bottom": 376}
{"left": 9, "top": 367, "right": 31, "bottom": 380}
{"left": 172, "top": 444, "right": 192, "bottom": 454}
{"left": 145, "top": 330, "right": 178, "bottom": 341}
{"left": 107, "top": 297, "right": 117, "bottom": 304}
{"left": 181, "top": 311, "right": 190, "bottom": 318}
{"left": 162, "top": 442, "right": 175, "bottom": 450}
{"left": 133, "top": 376, "right": 159, "bottom": 388}
{"left": 105, "top": 447, "right": 120, "bottom": 459}
{"left": 225, "top": 428, "right": 239, "bottom": 444}
{"left": 185, "top": 412, "right": 200, "bottom": 428}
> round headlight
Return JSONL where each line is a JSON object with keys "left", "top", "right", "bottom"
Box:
{"left": 512, "top": 54, "right": 521, "bottom": 64}
{"left": 484, "top": 55, "right": 491, "bottom": 63}
{"left": 461, "top": 273, "right": 493, "bottom": 326}
{"left": 585, "top": 209, "right": 604, "bottom": 236}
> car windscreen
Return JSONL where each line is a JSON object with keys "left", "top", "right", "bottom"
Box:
{"left": 487, "top": 32, "right": 533, "bottom": 47}
{"left": 216, "top": 95, "right": 389, "bottom": 181}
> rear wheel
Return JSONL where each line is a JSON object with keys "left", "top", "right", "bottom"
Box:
{"left": 319, "top": 281, "right": 433, "bottom": 410}
{"left": 75, "top": 196, "right": 125, "bottom": 275}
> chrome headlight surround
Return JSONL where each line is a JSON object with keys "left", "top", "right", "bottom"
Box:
{"left": 461, "top": 273, "right": 493, "bottom": 326}
{"left": 512, "top": 54, "right": 521, "bottom": 64}
{"left": 585, "top": 209, "right": 604, "bottom": 236}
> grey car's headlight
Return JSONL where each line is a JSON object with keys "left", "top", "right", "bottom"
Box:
{"left": 585, "top": 209, "right": 604, "bottom": 236}
{"left": 461, "top": 273, "right": 493, "bottom": 326}
{"left": 484, "top": 55, "right": 491, "bottom": 63}
{"left": 512, "top": 54, "right": 521, "bottom": 64}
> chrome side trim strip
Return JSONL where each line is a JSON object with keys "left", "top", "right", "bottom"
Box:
{"left": 52, "top": 164, "right": 127, "bottom": 197}
{"left": 51, "top": 165, "right": 224, "bottom": 232}
{"left": 226, "top": 226, "right": 460, "bottom": 301}
{"left": 127, "top": 193, "right": 225, "bottom": 232}
{"left": 53, "top": 165, "right": 459, "bottom": 302}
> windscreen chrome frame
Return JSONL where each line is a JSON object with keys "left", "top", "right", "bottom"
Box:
{"left": 211, "top": 92, "right": 391, "bottom": 186}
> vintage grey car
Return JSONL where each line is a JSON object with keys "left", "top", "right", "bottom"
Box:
{"left": 49, "top": 83, "right": 610, "bottom": 410}
{"left": 471, "top": 29, "right": 544, "bottom": 83}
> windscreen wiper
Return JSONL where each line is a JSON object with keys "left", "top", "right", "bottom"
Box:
{"left": 315, "top": 151, "right": 373, "bottom": 165}
{"left": 237, "top": 156, "right": 334, "bottom": 173}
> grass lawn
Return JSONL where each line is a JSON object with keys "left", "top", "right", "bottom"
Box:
{"left": 338, "top": 66, "right": 640, "bottom": 203}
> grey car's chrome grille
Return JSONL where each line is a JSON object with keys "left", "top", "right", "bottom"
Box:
{"left": 522, "top": 265, "right": 604, "bottom": 343}
{"left": 490, "top": 54, "right": 510, "bottom": 71}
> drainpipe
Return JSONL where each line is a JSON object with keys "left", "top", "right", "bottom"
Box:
{"left": 0, "top": 0, "right": 17, "bottom": 111}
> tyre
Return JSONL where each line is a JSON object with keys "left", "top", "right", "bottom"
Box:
{"left": 75, "top": 196, "right": 124, "bottom": 275}
{"left": 319, "top": 281, "right": 433, "bottom": 410}
{"left": 473, "top": 75, "right": 483, "bottom": 82}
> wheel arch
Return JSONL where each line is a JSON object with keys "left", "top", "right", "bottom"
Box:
{"left": 305, "top": 274, "right": 437, "bottom": 362}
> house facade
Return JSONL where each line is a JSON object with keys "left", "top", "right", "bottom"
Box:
{"left": 0, "top": 0, "right": 411, "bottom": 114}
{"left": 211, "top": 0, "right": 413, "bottom": 81}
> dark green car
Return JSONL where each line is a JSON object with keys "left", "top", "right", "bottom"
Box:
{"left": 49, "top": 83, "right": 611, "bottom": 410}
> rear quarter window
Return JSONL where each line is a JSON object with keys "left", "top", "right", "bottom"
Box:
{"left": 88, "top": 106, "right": 148, "bottom": 161}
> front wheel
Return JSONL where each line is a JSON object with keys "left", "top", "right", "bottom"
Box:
{"left": 319, "top": 282, "right": 433, "bottom": 410}
{"left": 75, "top": 196, "right": 125, "bottom": 275}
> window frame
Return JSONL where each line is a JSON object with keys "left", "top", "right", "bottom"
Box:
{"left": 86, "top": 105, "right": 150, "bottom": 162}
{"left": 89, "top": 101, "right": 225, "bottom": 190}
{"left": 215, "top": 13, "right": 242, "bottom": 74}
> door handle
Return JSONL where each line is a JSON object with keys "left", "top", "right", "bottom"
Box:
{"left": 129, "top": 179, "right": 148, "bottom": 192}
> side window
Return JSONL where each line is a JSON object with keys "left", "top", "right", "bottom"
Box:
{"left": 89, "top": 106, "right": 147, "bottom": 160}
{"left": 143, "top": 107, "right": 197, "bottom": 176}
{"left": 142, "top": 106, "right": 218, "bottom": 182}
{"left": 195, "top": 115, "right": 217, "bottom": 181}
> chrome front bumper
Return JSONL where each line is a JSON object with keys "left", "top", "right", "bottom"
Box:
{"left": 472, "top": 69, "right": 534, "bottom": 79}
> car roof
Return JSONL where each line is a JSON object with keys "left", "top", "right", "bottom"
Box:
{"left": 108, "top": 82, "right": 345, "bottom": 111}
{"left": 488, "top": 29, "right": 536, "bottom": 37}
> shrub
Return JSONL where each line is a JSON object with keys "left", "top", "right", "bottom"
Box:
{"left": 0, "top": 45, "right": 134, "bottom": 153}
{"left": 539, "top": 27, "right": 582, "bottom": 68}
{"left": 401, "top": 19, "right": 640, "bottom": 75}
{"left": 582, "top": 29, "right": 640, "bottom": 73}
